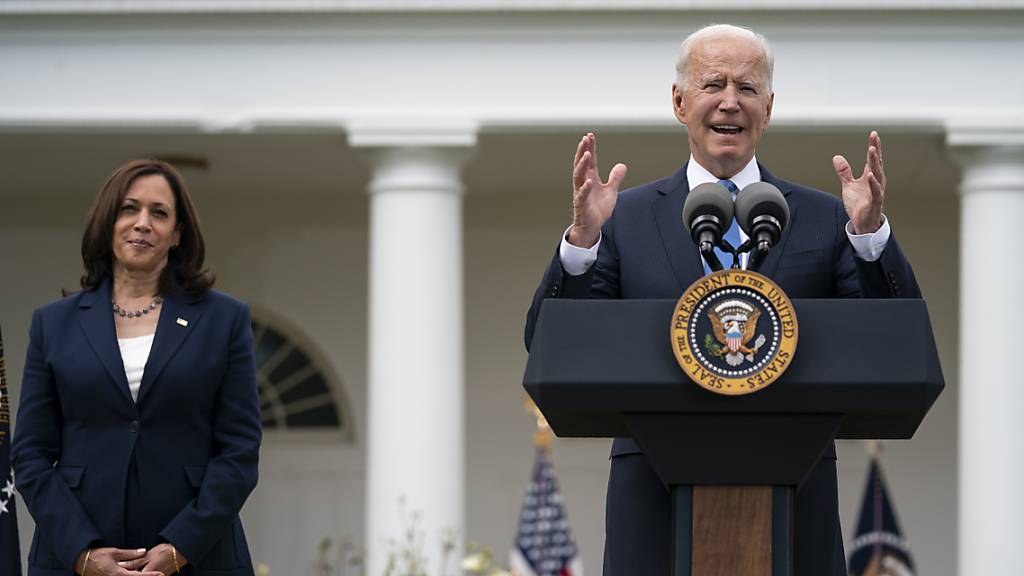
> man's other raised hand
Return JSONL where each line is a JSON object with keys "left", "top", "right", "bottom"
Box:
{"left": 569, "top": 133, "right": 628, "bottom": 248}
{"left": 833, "top": 130, "right": 886, "bottom": 235}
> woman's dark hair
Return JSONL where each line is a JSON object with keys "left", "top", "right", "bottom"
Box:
{"left": 81, "top": 159, "right": 214, "bottom": 295}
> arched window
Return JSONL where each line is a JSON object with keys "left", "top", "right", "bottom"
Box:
{"left": 251, "top": 309, "right": 352, "bottom": 440}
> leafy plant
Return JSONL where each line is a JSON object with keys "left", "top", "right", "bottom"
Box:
{"left": 280, "top": 498, "right": 509, "bottom": 576}
{"left": 311, "top": 534, "right": 363, "bottom": 576}
{"left": 460, "top": 543, "right": 511, "bottom": 576}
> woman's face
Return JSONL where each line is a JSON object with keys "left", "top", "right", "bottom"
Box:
{"left": 111, "top": 173, "right": 181, "bottom": 278}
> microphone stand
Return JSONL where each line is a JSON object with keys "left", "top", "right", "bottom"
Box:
{"left": 701, "top": 239, "right": 741, "bottom": 272}
{"left": 737, "top": 238, "right": 771, "bottom": 272}
{"left": 699, "top": 240, "right": 725, "bottom": 272}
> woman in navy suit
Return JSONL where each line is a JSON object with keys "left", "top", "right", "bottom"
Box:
{"left": 13, "top": 160, "right": 262, "bottom": 576}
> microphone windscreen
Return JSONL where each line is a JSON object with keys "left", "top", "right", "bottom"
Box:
{"left": 682, "top": 182, "right": 735, "bottom": 233}
{"left": 735, "top": 182, "right": 789, "bottom": 234}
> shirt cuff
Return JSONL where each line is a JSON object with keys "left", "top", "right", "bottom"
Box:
{"left": 559, "top": 225, "right": 601, "bottom": 276}
{"left": 846, "top": 215, "right": 891, "bottom": 262}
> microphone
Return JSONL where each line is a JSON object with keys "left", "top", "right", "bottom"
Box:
{"left": 734, "top": 182, "right": 790, "bottom": 272}
{"left": 682, "top": 182, "right": 735, "bottom": 272}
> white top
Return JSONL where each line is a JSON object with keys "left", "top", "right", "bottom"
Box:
{"left": 118, "top": 333, "right": 155, "bottom": 403}
{"left": 559, "top": 155, "right": 891, "bottom": 275}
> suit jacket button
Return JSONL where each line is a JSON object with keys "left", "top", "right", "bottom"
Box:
{"left": 129, "top": 421, "right": 139, "bottom": 433}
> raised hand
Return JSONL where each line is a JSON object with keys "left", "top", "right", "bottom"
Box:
{"left": 569, "top": 133, "right": 628, "bottom": 248}
{"left": 833, "top": 131, "right": 886, "bottom": 235}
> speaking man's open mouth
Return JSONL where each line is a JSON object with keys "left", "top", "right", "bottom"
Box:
{"left": 711, "top": 124, "right": 744, "bottom": 135}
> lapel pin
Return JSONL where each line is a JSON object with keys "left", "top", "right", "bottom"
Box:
{"left": 176, "top": 318, "right": 189, "bottom": 327}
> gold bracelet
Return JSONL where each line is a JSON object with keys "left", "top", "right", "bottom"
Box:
{"left": 171, "top": 545, "right": 181, "bottom": 574}
{"left": 82, "top": 549, "right": 92, "bottom": 576}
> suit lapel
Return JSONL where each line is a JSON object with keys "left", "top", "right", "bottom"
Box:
{"left": 755, "top": 165, "right": 799, "bottom": 279}
{"left": 651, "top": 163, "right": 705, "bottom": 291}
{"left": 78, "top": 278, "right": 135, "bottom": 405}
{"left": 137, "top": 290, "right": 204, "bottom": 404}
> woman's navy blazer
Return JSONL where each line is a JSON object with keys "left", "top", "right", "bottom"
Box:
{"left": 13, "top": 278, "right": 262, "bottom": 576}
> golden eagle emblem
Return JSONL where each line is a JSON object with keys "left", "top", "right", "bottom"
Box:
{"left": 707, "top": 299, "right": 767, "bottom": 367}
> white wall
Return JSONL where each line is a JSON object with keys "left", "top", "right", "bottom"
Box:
{"left": 2, "top": 10, "right": 1023, "bottom": 132}
{"left": 202, "top": 197, "right": 371, "bottom": 574}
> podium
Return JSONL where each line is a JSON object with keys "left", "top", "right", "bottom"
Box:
{"left": 523, "top": 299, "right": 944, "bottom": 576}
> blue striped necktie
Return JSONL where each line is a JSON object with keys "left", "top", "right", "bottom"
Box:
{"left": 703, "top": 179, "right": 741, "bottom": 273}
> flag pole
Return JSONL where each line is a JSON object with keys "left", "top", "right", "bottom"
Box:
{"left": 523, "top": 395, "right": 553, "bottom": 450}
{"left": 864, "top": 439, "right": 883, "bottom": 458}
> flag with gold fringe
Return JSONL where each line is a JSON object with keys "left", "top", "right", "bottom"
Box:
{"left": 848, "top": 450, "right": 914, "bottom": 576}
{"left": 0, "top": 327, "right": 23, "bottom": 576}
{"left": 509, "top": 399, "right": 582, "bottom": 576}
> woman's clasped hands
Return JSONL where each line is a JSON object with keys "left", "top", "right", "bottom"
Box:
{"left": 76, "top": 544, "right": 188, "bottom": 576}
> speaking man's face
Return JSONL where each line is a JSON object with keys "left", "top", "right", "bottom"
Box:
{"left": 673, "top": 35, "right": 774, "bottom": 179}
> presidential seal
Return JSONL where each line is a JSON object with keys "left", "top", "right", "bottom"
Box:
{"left": 670, "top": 269, "right": 798, "bottom": 395}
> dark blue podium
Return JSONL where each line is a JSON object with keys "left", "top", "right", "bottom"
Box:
{"left": 523, "top": 299, "right": 944, "bottom": 576}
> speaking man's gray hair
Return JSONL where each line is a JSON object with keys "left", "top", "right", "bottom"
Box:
{"left": 675, "top": 24, "right": 775, "bottom": 93}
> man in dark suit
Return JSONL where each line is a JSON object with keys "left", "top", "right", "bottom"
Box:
{"left": 525, "top": 24, "right": 919, "bottom": 576}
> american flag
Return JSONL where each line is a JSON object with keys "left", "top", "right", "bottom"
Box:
{"left": 509, "top": 446, "right": 582, "bottom": 576}
{"left": 0, "top": 328, "right": 23, "bottom": 576}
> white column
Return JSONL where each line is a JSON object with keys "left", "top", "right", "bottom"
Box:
{"left": 352, "top": 124, "right": 475, "bottom": 576}
{"left": 949, "top": 126, "right": 1024, "bottom": 575}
